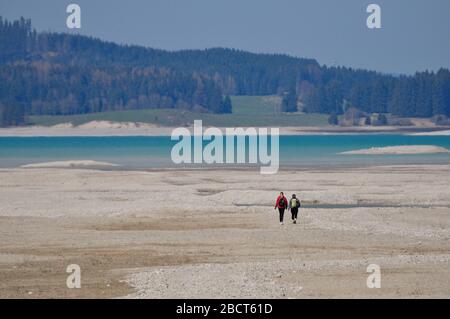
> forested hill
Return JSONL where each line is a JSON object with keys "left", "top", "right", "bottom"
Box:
{"left": 1, "top": 17, "right": 450, "bottom": 127}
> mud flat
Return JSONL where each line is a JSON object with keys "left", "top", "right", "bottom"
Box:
{"left": 0, "top": 165, "right": 449, "bottom": 298}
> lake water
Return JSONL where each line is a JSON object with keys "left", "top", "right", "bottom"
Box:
{"left": 0, "top": 135, "right": 450, "bottom": 169}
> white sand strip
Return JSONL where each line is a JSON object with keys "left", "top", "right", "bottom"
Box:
{"left": 410, "top": 130, "right": 450, "bottom": 136}
{"left": 341, "top": 145, "right": 450, "bottom": 155}
{"left": 76, "top": 121, "right": 158, "bottom": 129}
{"left": 21, "top": 160, "right": 119, "bottom": 168}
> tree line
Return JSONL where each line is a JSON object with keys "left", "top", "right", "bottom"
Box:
{"left": 1, "top": 17, "right": 449, "bottom": 127}
{"left": 0, "top": 17, "right": 232, "bottom": 126}
{"left": 297, "top": 67, "right": 450, "bottom": 119}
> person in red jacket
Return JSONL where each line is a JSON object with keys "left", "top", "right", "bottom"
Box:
{"left": 274, "top": 192, "right": 288, "bottom": 225}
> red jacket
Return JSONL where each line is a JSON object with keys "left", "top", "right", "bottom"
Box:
{"left": 275, "top": 195, "right": 288, "bottom": 209}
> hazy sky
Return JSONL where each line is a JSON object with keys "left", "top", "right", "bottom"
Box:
{"left": 1, "top": 0, "right": 449, "bottom": 74}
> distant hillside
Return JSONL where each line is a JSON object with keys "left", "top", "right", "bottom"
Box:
{"left": 1, "top": 17, "right": 450, "bottom": 127}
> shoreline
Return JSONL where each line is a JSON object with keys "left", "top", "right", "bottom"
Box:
{"left": 10, "top": 162, "right": 450, "bottom": 172}
{"left": 0, "top": 124, "right": 449, "bottom": 137}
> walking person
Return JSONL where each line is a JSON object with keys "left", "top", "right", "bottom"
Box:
{"left": 288, "top": 194, "right": 301, "bottom": 224}
{"left": 274, "top": 192, "right": 288, "bottom": 225}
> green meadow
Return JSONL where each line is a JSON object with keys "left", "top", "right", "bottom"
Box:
{"left": 29, "top": 96, "right": 328, "bottom": 127}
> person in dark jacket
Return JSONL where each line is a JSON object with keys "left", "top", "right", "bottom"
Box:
{"left": 274, "top": 192, "right": 288, "bottom": 225}
{"left": 288, "top": 194, "right": 301, "bottom": 224}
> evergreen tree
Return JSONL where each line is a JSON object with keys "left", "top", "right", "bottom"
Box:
{"left": 220, "top": 95, "right": 232, "bottom": 114}
{"left": 370, "top": 79, "right": 388, "bottom": 114}
{"left": 281, "top": 88, "right": 297, "bottom": 112}
{"left": 0, "top": 99, "right": 25, "bottom": 127}
{"left": 377, "top": 114, "right": 388, "bottom": 126}
{"left": 328, "top": 113, "right": 339, "bottom": 125}
{"left": 0, "top": 102, "right": 4, "bottom": 126}
{"left": 415, "top": 72, "right": 433, "bottom": 117}
{"left": 432, "top": 69, "right": 450, "bottom": 116}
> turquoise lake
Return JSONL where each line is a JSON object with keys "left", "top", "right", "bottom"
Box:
{"left": 0, "top": 135, "right": 450, "bottom": 169}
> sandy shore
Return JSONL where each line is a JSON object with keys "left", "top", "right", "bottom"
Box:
{"left": 0, "top": 165, "right": 449, "bottom": 298}
{"left": 0, "top": 123, "right": 448, "bottom": 136}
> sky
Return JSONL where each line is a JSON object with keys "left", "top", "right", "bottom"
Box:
{"left": 1, "top": 0, "right": 449, "bottom": 75}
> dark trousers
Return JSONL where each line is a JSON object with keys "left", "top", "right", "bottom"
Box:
{"left": 291, "top": 208, "right": 299, "bottom": 220}
{"left": 278, "top": 208, "right": 285, "bottom": 222}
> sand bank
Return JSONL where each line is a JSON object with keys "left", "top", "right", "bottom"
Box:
{"left": 77, "top": 121, "right": 158, "bottom": 129}
{"left": 411, "top": 130, "right": 450, "bottom": 136}
{"left": 341, "top": 145, "right": 450, "bottom": 155}
{"left": 21, "top": 160, "right": 119, "bottom": 168}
